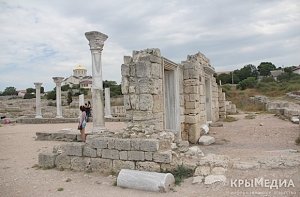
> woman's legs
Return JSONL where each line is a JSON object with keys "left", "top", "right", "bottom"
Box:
{"left": 80, "top": 128, "right": 86, "bottom": 142}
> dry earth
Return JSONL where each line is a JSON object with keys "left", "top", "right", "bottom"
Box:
{"left": 0, "top": 114, "right": 299, "bottom": 197}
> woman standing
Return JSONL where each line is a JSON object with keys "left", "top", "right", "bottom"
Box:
{"left": 78, "top": 105, "right": 87, "bottom": 142}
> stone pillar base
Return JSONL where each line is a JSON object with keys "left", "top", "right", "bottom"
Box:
{"left": 35, "top": 115, "right": 43, "bottom": 119}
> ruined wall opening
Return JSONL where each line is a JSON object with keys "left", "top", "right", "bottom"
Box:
{"left": 163, "top": 58, "right": 180, "bottom": 135}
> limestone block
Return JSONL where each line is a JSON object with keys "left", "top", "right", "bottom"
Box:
{"left": 119, "top": 151, "right": 128, "bottom": 160}
{"left": 83, "top": 145, "right": 97, "bottom": 158}
{"left": 136, "top": 62, "right": 151, "bottom": 78}
{"left": 130, "top": 95, "right": 139, "bottom": 110}
{"left": 130, "top": 64, "right": 136, "bottom": 76}
{"left": 107, "top": 138, "right": 115, "bottom": 149}
{"left": 113, "top": 160, "right": 135, "bottom": 171}
{"left": 38, "top": 152, "right": 57, "bottom": 168}
{"left": 121, "top": 64, "right": 130, "bottom": 76}
{"left": 151, "top": 79, "right": 163, "bottom": 95}
{"left": 102, "top": 149, "right": 119, "bottom": 160}
{"left": 192, "top": 176, "right": 204, "bottom": 184}
{"left": 121, "top": 77, "right": 129, "bottom": 94}
{"left": 132, "top": 111, "right": 153, "bottom": 121}
{"left": 186, "top": 146, "right": 204, "bottom": 157}
{"left": 211, "top": 167, "right": 226, "bottom": 175}
{"left": 124, "top": 56, "right": 132, "bottom": 64}
{"left": 96, "top": 149, "right": 102, "bottom": 157}
{"left": 124, "top": 95, "right": 131, "bottom": 110}
{"left": 36, "top": 132, "right": 52, "bottom": 141}
{"left": 188, "top": 124, "right": 201, "bottom": 144}
{"left": 194, "top": 166, "right": 210, "bottom": 176}
{"left": 153, "top": 95, "right": 163, "bottom": 112}
{"left": 151, "top": 63, "right": 162, "bottom": 79}
{"left": 139, "top": 54, "right": 162, "bottom": 64}
{"left": 198, "top": 136, "right": 215, "bottom": 146}
{"left": 204, "top": 175, "right": 226, "bottom": 185}
{"left": 140, "top": 139, "right": 159, "bottom": 152}
{"left": 90, "top": 158, "right": 112, "bottom": 172}
{"left": 137, "top": 78, "right": 151, "bottom": 94}
{"left": 55, "top": 154, "right": 71, "bottom": 169}
{"left": 139, "top": 94, "right": 153, "bottom": 111}
{"left": 86, "top": 136, "right": 108, "bottom": 149}
{"left": 130, "top": 139, "right": 140, "bottom": 150}
{"left": 70, "top": 157, "right": 91, "bottom": 171}
{"left": 64, "top": 143, "right": 84, "bottom": 156}
{"left": 145, "top": 152, "right": 153, "bottom": 161}
{"left": 115, "top": 139, "right": 131, "bottom": 150}
{"left": 185, "top": 101, "right": 199, "bottom": 109}
{"left": 128, "top": 151, "right": 145, "bottom": 161}
{"left": 117, "top": 169, "right": 175, "bottom": 192}
{"left": 136, "top": 161, "right": 161, "bottom": 172}
{"left": 185, "top": 115, "right": 197, "bottom": 124}
{"left": 232, "top": 161, "right": 260, "bottom": 170}
{"left": 153, "top": 151, "right": 172, "bottom": 163}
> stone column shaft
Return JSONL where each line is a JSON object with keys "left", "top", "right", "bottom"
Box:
{"left": 85, "top": 31, "right": 108, "bottom": 132}
{"left": 53, "top": 77, "right": 64, "bottom": 118}
{"left": 34, "top": 82, "right": 43, "bottom": 118}
{"left": 105, "top": 87, "right": 112, "bottom": 118}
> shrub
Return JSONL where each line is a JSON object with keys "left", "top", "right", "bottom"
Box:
{"left": 23, "top": 93, "right": 35, "bottom": 99}
{"left": 161, "top": 165, "right": 194, "bottom": 185}
{"left": 46, "top": 91, "right": 56, "bottom": 100}
{"left": 237, "top": 77, "right": 257, "bottom": 90}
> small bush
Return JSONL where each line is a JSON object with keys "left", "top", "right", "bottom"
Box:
{"left": 237, "top": 77, "right": 257, "bottom": 90}
{"left": 47, "top": 101, "right": 56, "bottom": 106}
{"left": 162, "top": 165, "right": 194, "bottom": 185}
{"left": 23, "top": 93, "right": 35, "bottom": 99}
{"left": 57, "top": 188, "right": 64, "bottom": 191}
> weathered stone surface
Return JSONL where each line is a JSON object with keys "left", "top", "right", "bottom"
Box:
{"left": 55, "top": 154, "right": 71, "bottom": 169}
{"left": 145, "top": 152, "right": 153, "bottom": 161}
{"left": 198, "top": 136, "right": 215, "bottom": 146}
{"left": 291, "top": 116, "right": 299, "bottom": 124}
{"left": 211, "top": 167, "right": 226, "bottom": 175}
{"left": 204, "top": 175, "right": 226, "bottom": 185}
{"left": 130, "top": 139, "right": 140, "bottom": 150}
{"left": 140, "top": 139, "right": 159, "bottom": 152}
{"left": 153, "top": 151, "right": 172, "bottom": 163}
{"left": 186, "top": 146, "right": 204, "bottom": 157}
{"left": 139, "top": 94, "right": 153, "bottom": 111}
{"left": 90, "top": 158, "right": 112, "bottom": 172}
{"left": 192, "top": 176, "right": 204, "bottom": 184}
{"left": 188, "top": 124, "right": 201, "bottom": 144}
{"left": 113, "top": 160, "right": 135, "bottom": 171}
{"left": 209, "top": 122, "right": 223, "bottom": 127}
{"left": 177, "top": 141, "right": 189, "bottom": 152}
{"left": 86, "top": 136, "right": 108, "bottom": 149}
{"left": 194, "top": 166, "right": 210, "bottom": 176}
{"left": 136, "top": 161, "right": 161, "bottom": 172}
{"left": 107, "top": 138, "right": 115, "bottom": 149}
{"left": 232, "top": 161, "right": 260, "bottom": 170}
{"left": 96, "top": 149, "right": 102, "bottom": 157}
{"left": 117, "top": 169, "right": 175, "bottom": 192}
{"left": 199, "top": 154, "right": 229, "bottom": 168}
{"left": 70, "top": 157, "right": 91, "bottom": 171}
{"left": 115, "top": 139, "right": 131, "bottom": 150}
{"left": 136, "top": 62, "right": 151, "bottom": 78}
{"left": 102, "top": 149, "right": 119, "bottom": 160}
{"left": 119, "top": 151, "right": 128, "bottom": 160}
{"left": 38, "top": 152, "right": 57, "bottom": 168}
{"left": 83, "top": 145, "right": 97, "bottom": 158}
{"left": 63, "top": 143, "right": 84, "bottom": 156}
{"left": 128, "top": 151, "right": 145, "bottom": 161}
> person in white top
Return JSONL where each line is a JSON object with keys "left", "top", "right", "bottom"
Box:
{"left": 78, "top": 105, "right": 87, "bottom": 142}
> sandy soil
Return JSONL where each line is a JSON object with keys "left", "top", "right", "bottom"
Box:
{"left": 0, "top": 115, "right": 299, "bottom": 197}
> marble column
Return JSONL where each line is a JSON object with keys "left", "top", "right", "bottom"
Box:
{"left": 85, "top": 31, "right": 108, "bottom": 132}
{"left": 34, "top": 82, "right": 43, "bottom": 118}
{"left": 104, "top": 88, "right": 112, "bottom": 118}
{"left": 53, "top": 77, "right": 64, "bottom": 118}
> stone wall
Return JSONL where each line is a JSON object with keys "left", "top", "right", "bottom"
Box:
{"left": 121, "top": 49, "right": 164, "bottom": 134}
{"left": 218, "top": 87, "right": 226, "bottom": 119}
{"left": 39, "top": 136, "right": 172, "bottom": 173}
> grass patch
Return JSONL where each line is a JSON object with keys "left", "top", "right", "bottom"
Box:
{"left": 57, "top": 188, "right": 64, "bottom": 192}
{"left": 162, "top": 165, "right": 194, "bottom": 185}
{"left": 223, "top": 116, "right": 238, "bottom": 122}
{"left": 296, "top": 137, "right": 300, "bottom": 145}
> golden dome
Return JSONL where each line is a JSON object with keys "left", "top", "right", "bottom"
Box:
{"left": 74, "top": 64, "right": 87, "bottom": 70}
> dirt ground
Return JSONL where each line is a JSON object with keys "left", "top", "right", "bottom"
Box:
{"left": 0, "top": 114, "right": 299, "bottom": 197}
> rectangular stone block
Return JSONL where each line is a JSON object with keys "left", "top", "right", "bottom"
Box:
{"left": 83, "top": 145, "right": 97, "bottom": 158}
{"left": 185, "top": 115, "right": 198, "bottom": 124}
{"left": 159, "top": 140, "right": 171, "bottom": 151}
{"left": 70, "top": 157, "right": 91, "bottom": 171}
{"left": 107, "top": 138, "right": 115, "bottom": 149}
{"left": 113, "top": 160, "right": 135, "bottom": 172}
{"left": 140, "top": 139, "right": 159, "bottom": 152}
{"left": 90, "top": 158, "right": 112, "bottom": 173}
{"left": 136, "top": 161, "right": 161, "bottom": 172}
{"left": 145, "top": 152, "right": 153, "bottom": 161}
{"left": 130, "top": 139, "right": 140, "bottom": 150}
{"left": 86, "top": 136, "right": 108, "bottom": 149}
{"left": 186, "top": 101, "right": 199, "bottom": 109}
{"left": 119, "top": 151, "right": 128, "bottom": 160}
{"left": 55, "top": 154, "right": 71, "bottom": 169}
{"left": 102, "top": 149, "right": 119, "bottom": 160}
{"left": 153, "top": 151, "right": 172, "bottom": 163}
{"left": 136, "top": 62, "right": 151, "bottom": 78}
{"left": 38, "top": 152, "right": 57, "bottom": 168}
{"left": 64, "top": 143, "right": 84, "bottom": 156}
{"left": 132, "top": 111, "right": 153, "bottom": 121}
{"left": 139, "top": 94, "right": 153, "bottom": 111}
{"left": 96, "top": 149, "right": 102, "bottom": 157}
{"left": 115, "top": 139, "right": 131, "bottom": 150}
{"left": 128, "top": 151, "right": 145, "bottom": 161}
{"left": 151, "top": 63, "right": 162, "bottom": 79}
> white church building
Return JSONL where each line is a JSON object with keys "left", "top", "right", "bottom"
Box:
{"left": 62, "top": 65, "right": 92, "bottom": 89}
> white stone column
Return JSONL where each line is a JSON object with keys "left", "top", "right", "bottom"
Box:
{"left": 85, "top": 31, "right": 108, "bottom": 132}
{"left": 104, "top": 88, "right": 112, "bottom": 118}
{"left": 53, "top": 77, "right": 64, "bottom": 118}
{"left": 34, "top": 82, "right": 43, "bottom": 118}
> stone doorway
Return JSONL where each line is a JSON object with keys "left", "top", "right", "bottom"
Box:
{"left": 205, "top": 77, "right": 212, "bottom": 122}
{"left": 163, "top": 58, "right": 180, "bottom": 135}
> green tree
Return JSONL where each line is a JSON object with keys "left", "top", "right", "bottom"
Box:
{"left": 26, "top": 88, "right": 35, "bottom": 94}
{"left": 237, "top": 64, "right": 258, "bottom": 81}
{"left": 217, "top": 73, "right": 232, "bottom": 84}
{"left": 237, "top": 77, "right": 257, "bottom": 90}
{"left": 1, "top": 86, "right": 18, "bottom": 96}
{"left": 61, "top": 84, "right": 70, "bottom": 91}
{"left": 46, "top": 90, "right": 56, "bottom": 100}
{"left": 103, "top": 80, "right": 122, "bottom": 97}
{"left": 23, "top": 93, "right": 36, "bottom": 99}
{"left": 67, "top": 90, "right": 73, "bottom": 105}
{"left": 258, "top": 62, "right": 276, "bottom": 76}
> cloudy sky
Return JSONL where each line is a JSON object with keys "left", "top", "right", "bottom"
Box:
{"left": 0, "top": 0, "right": 299, "bottom": 91}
